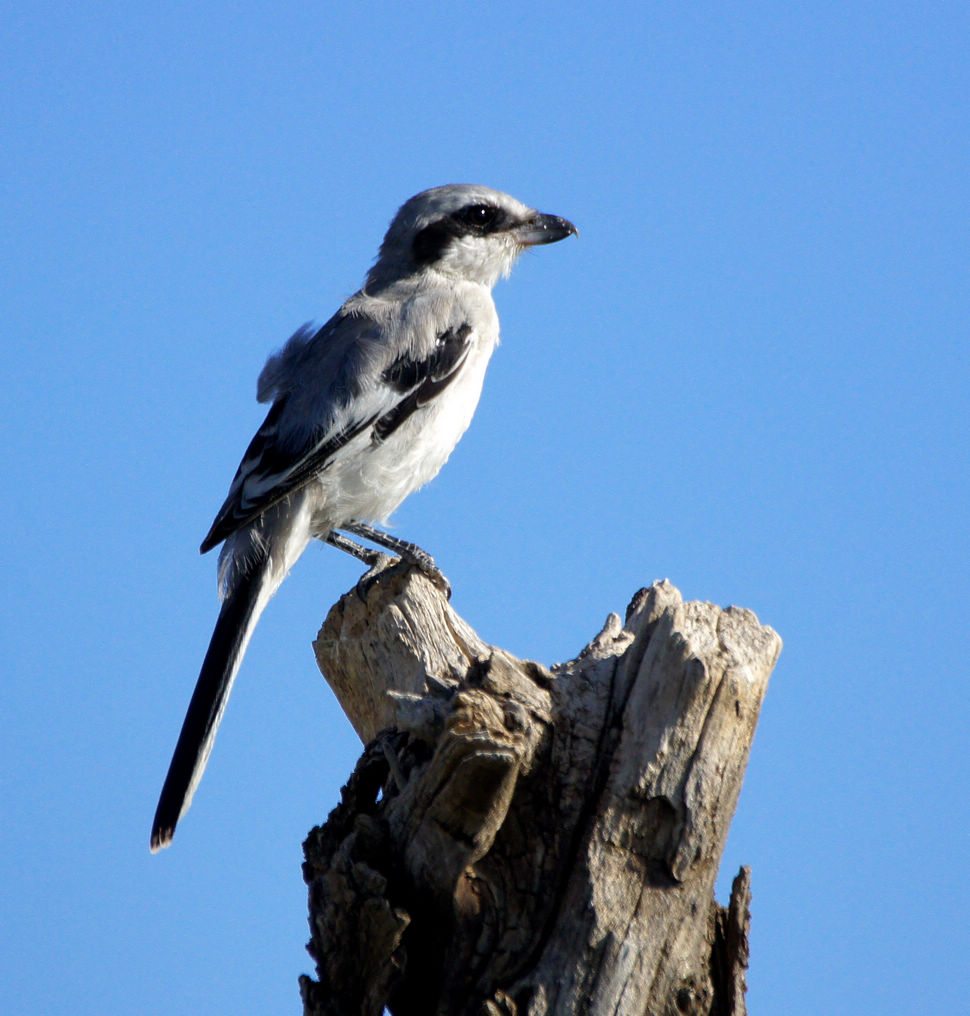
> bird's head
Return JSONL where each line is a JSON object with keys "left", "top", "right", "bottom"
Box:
{"left": 367, "top": 184, "right": 577, "bottom": 290}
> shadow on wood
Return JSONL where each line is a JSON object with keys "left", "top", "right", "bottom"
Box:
{"left": 301, "top": 562, "right": 781, "bottom": 1016}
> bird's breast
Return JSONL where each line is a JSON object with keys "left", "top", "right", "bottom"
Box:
{"left": 309, "top": 329, "right": 497, "bottom": 529}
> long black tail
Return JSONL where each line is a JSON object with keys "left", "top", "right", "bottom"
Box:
{"left": 150, "top": 554, "right": 271, "bottom": 851}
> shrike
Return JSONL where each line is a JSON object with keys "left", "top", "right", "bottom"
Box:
{"left": 150, "top": 184, "right": 576, "bottom": 851}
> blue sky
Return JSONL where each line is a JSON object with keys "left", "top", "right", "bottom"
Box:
{"left": 2, "top": 3, "right": 968, "bottom": 1013}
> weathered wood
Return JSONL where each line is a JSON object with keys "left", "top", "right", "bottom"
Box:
{"left": 302, "top": 561, "right": 780, "bottom": 1016}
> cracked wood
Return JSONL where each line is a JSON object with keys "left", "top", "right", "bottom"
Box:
{"left": 303, "top": 563, "right": 780, "bottom": 1016}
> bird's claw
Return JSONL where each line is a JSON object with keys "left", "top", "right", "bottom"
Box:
{"left": 354, "top": 553, "right": 394, "bottom": 603}
{"left": 352, "top": 550, "right": 450, "bottom": 602}
{"left": 413, "top": 557, "right": 451, "bottom": 600}
{"left": 392, "top": 543, "right": 450, "bottom": 598}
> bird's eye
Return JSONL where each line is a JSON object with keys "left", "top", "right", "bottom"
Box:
{"left": 456, "top": 203, "right": 499, "bottom": 231}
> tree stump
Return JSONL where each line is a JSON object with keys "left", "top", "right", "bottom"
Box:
{"left": 300, "top": 561, "right": 781, "bottom": 1016}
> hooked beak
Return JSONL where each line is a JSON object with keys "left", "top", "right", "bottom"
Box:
{"left": 512, "top": 212, "right": 579, "bottom": 247}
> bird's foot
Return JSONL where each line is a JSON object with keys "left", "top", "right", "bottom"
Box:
{"left": 341, "top": 521, "right": 452, "bottom": 599}
{"left": 353, "top": 553, "right": 396, "bottom": 604}
{"left": 394, "top": 544, "right": 451, "bottom": 599}
{"left": 324, "top": 530, "right": 382, "bottom": 566}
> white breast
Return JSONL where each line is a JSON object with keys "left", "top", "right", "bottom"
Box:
{"left": 309, "top": 327, "right": 498, "bottom": 531}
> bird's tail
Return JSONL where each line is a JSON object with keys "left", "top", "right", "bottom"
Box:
{"left": 150, "top": 548, "right": 274, "bottom": 852}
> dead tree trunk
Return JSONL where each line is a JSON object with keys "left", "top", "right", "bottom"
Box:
{"left": 300, "top": 562, "right": 781, "bottom": 1016}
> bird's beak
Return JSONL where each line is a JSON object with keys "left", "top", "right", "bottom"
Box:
{"left": 512, "top": 213, "right": 578, "bottom": 247}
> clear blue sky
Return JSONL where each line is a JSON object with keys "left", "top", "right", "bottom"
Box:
{"left": 3, "top": 4, "right": 967, "bottom": 1013}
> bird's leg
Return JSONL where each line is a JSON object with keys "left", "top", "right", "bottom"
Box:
{"left": 324, "top": 530, "right": 383, "bottom": 566}
{"left": 323, "top": 531, "right": 395, "bottom": 604}
{"left": 341, "top": 521, "right": 436, "bottom": 570}
{"left": 340, "top": 521, "right": 451, "bottom": 599}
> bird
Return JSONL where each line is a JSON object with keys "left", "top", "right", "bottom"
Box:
{"left": 150, "top": 184, "right": 577, "bottom": 851}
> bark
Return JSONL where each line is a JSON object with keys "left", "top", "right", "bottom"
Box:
{"left": 301, "top": 560, "right": 781, "bottom": 1016}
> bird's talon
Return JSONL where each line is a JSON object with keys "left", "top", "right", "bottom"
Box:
{"left": 354, "top": 554, "right": 394, "bottom": 603}
{"left": 399, "top": 551, "right": 451, "bottom": 599}
{"left": 354, "top": 574, "right": 373, "bottom": 604}
{"left": 422, "top": 563, "right": 452, "bottom": 600}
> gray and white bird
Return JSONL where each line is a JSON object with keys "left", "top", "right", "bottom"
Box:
{"left": 150, "top": 184, "right": 577, "bottom": 851}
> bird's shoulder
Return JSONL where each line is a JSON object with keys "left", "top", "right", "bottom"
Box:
{"left": 255, "top": 278, "right": 492, "bottom": 406}
{"left": 255, "top": 305, "right": 375, "bottom": 407}
{"left": 353, "top": 274, "right": 499, "bottom": 355}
